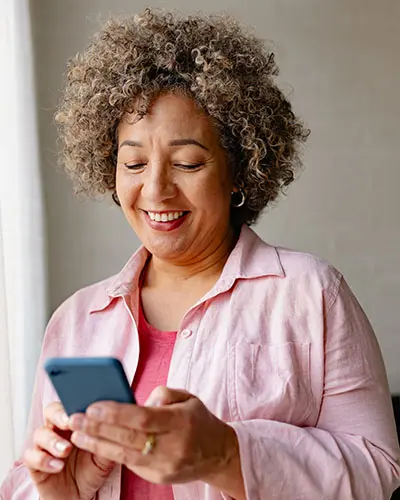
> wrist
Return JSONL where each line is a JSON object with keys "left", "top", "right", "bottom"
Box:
{"left": 204, "top": 424, "right": 246, "bottom": 500}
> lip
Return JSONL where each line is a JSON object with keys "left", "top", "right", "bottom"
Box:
{"left": 144, "top": 209, "right": 187, "bottom": 215}
{"left": 142, "top": 210, "right": 189, "bottom": 232}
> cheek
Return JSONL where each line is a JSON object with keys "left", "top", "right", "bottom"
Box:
{"left": 189, "top": 161, "right": 231, "bottom": 196}
{"left": 116, "top": 170, "right": 140, "bottom": 205}
{"left": 196, "top": 175, "right": 232, "bottom": 212}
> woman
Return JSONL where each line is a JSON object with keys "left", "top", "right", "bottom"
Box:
{"left": 1, "top": 8, "right": 399, "bottom": 500}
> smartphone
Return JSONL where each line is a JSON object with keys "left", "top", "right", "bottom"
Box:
{"left": 44, "top": 356, "right": 136, "bottom": 416}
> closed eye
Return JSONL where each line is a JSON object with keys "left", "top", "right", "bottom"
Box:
{"left": 124, "top": 163, "right": 146, "bottom": 170}
{"left": 174, "top": 163, "right": 204, "bottom": 170}
{"left": 123, "top": 162, "right": 204, "bottom": 171}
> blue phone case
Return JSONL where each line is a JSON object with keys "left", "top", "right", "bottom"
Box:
{"left": 44, "top": 357, "right": 136, "bottom": 415}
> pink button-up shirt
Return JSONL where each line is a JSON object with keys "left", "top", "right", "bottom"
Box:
{"left": 2, "top": 225, "right": 400, "bottom": 499}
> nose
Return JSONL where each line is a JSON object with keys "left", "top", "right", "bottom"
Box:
{"left": 140, "top": 162, "right": 178, "bottom": 204}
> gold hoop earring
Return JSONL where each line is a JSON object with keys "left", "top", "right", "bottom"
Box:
{"left": 231, "top": 189, "right": 246, "bottom": 208}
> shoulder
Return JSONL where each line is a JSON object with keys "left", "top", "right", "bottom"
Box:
{"left": 38, "top": 273, "right": 125, "bottom": 359}
{"left": 275, "top": 246, "right": 343, "bottom": 306}
{"left": 45, "top": 274, "right": 117, "bottom": 336}
{"left": 47, "top": 245, "right": 148, "bottom": 328}
{"left": 237, "top": 227, "right": 343, "bottom": 307}
{"left": 275, "top": 245, "right": 342, "bottom": 283}
{"left": 250, "top": 230, "right": 343, "bottom": 308}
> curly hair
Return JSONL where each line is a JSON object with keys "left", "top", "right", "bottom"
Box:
{"left": 55, "top": 8, "right": 310, "bottom": 227}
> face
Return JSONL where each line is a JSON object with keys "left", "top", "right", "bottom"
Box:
{"left": 116, "top": 93, "right": 234, "bottom": 264}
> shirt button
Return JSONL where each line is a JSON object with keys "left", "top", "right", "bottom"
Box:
{"left": 180, "top": 329, "right": 192, "bottom": 339}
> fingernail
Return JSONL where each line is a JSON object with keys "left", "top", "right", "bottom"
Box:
{"left": 87, "top": 406, "right": 103, "bottom": 419}
{"left": 54, "top": 440, "right": 69, "bottom": 453}
{"left": 70, "top": 414, "right": 85, "bottom": 430}
{"left": 58, "top": 412, "right": 69, "bottom": 426}
{"left": 73, "top": 432, "right": 87, "bottom": 447}
{"left": 145, "top": 398, "right": 161, "bottom": 407}
{"left": 49, "top": 458, "right": 64, "bottom": 471}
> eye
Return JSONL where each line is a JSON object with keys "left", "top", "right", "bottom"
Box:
{"left": 123, "top": 163, "right": 146, "bottom": 170}
{"left": 174, "top": 163, "right": 204, "bottom": 170}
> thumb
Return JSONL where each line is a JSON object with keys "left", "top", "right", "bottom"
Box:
{"left": 145, "top": 386, "right": 192, "bottom": 407}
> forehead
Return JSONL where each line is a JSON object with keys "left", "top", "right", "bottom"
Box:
{"left": 117, "top": 93, "right": 219, "bottom": 143}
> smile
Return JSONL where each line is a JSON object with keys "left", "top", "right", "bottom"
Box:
{"left": 147, "top": 211, "right": 186, "bottom": 222}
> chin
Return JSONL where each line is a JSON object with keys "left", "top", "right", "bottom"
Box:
{"left": 142, "top": 234, "right": 190, "bottom": 260}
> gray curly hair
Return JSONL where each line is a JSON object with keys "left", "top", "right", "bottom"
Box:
{"left": 55, "top": 8, "right": 309, "bottom": 227}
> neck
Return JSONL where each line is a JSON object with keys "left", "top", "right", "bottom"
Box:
{"left": 145, "top": 226, "right": 238, "bottom": 288}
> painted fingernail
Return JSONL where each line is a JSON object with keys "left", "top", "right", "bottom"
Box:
{"left": 54, "top": 440, "right": 69, "bottom": 453}
{"left": 49, "top": 458, "right": 64, "bottom": 471}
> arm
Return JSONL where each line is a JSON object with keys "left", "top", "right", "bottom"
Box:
{"left": 0, "top": 310, "right": 58, "bottom": 500}
{"left": 0, "top": 355, "right": 44, "bottom": 500}
{"left": 202, "top": 424, "right": 245, "bottom": 500}
{"left": 225, "top": 278, "right": 400, "bottom": 500}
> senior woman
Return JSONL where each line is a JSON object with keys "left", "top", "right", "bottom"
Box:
{"left": 2, "top": 8, "right": 400, "bottom": 500}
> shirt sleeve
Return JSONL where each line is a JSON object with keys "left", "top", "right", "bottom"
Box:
{"left": 0, "top": 316, "right": 55, "bottom": 500}
{"left": 226, "top": 277, "right": 400, "bottom": 500}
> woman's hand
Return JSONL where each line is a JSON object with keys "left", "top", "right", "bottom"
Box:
{"left": 23, "top": 402, "right": 115, "bottom": 500}
{"left": 69, "top": 388, "right": 245, "bottom": 498}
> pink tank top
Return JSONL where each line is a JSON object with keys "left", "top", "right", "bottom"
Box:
{"left": 120, "top": 299, "right": 177, "bottom": 499}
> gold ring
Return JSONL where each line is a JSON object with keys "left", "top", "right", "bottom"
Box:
{"left": 141, "top": 434, "right": 156, "bottom": 455}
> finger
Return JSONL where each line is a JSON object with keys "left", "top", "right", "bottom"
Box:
{"left": 70, "top": 431, "right": 148, "bottom": 468}
{"left": 69, "top": 414, "right": 155, "bottom": 451}
{"left": 85, "top": 401, "right": 185, "bottom": 433}
{"left": 33, "top": 426, "right": 73, "bottom": 458}
{"left": 44, "top": 401, "right": 70, "bottom": 430}
{"left": 145, "top": 387, "right": 192, "bottom": 407}
{"left": 24, "top": 447, "right": 64, "bottom": 473}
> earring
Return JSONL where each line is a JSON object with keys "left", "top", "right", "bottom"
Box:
{"left": 112, "top": 192, "right": 121, "bottom": 206}
{"left": 231, "top": 189, "right": 246, "bottom": 208}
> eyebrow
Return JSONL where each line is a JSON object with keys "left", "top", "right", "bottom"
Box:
{"left": 168, "top": 139, "right": 209, "bottom": 151}
{"left": 118, "top": 140, "right": 143, "bottom": 150}
{"left": 118, "top": 138, "right": 209, "bottom": 151}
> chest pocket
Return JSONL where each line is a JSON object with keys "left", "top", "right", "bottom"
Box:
{"left": 227, "top": 341, "right": 312, "bottom": 425}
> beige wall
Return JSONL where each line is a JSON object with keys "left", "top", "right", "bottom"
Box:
{"left": 31, "top": 0, "right": 400, "bottom": 390}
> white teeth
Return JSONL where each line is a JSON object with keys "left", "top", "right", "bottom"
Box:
{"left": 148, "top": 211, "right": 185, "bottom": 223}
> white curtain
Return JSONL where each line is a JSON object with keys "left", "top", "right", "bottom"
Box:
{"left": 0, "top": 0, "right": 47, "bottom": 483}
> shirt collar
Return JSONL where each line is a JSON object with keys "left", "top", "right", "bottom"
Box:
{"left": 225, "top": 224, "right": 285, "bottom": 280}
{"left": 89, "top": 224, "right": 284, "bottom": 313}
{"left": 198, "top": 225, "right": 285, "bottom": 302}
{"left": 89, "top": 245, "right": 150, "bottom": 313}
